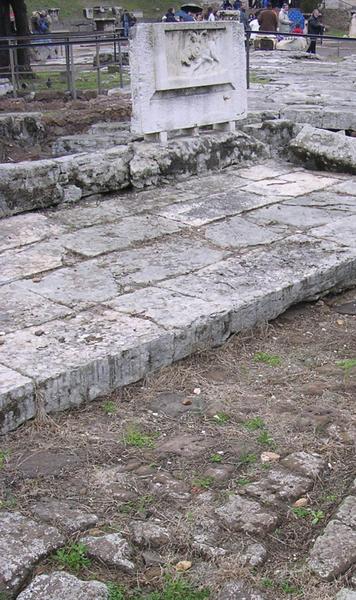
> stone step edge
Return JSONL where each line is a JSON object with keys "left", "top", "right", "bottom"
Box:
{"left": 1, "top": 251, "right": 355, "bottom": 434}
{"left": 0, "top": 131, "right": 268, "bottom": 220}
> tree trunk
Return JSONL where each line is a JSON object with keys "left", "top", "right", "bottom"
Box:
{"left": 0, "top": 0, "right": 11, "bottom": 72}
{"left": 11, "top": 0, "right": 31, "bottom": 71}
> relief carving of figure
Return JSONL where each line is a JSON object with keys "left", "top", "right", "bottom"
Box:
{"left": 181, "top": 31, "right": 220, "bottom": 73}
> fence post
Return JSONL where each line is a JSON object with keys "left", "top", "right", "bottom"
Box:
{"left": 9, "top": 41, "right": 17, "bottom": 98}
{"left": 69, "top": 41, "right": 77, "bottom": 100}
{"left": 118, "top": 37, "right": 123, "bottom": 88}
{"left": 246, "top": 31, "right": 250, "bottom": 90}
{"left": 95, "top": 39, "right": 101, "bottom": 95}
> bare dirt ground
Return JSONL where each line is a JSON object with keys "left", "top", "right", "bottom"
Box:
{"left": 0, "top": 94, "right": 131, "bottom": 163}
{"left": 1, "top": 286, "right": 355, "bottom": 599}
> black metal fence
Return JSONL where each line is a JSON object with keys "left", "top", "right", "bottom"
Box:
{"left": 0, "top": 29, "right": 355, "bottom": 99}
{"left": 0, "top": 31, "right": 127, "bottom": 99}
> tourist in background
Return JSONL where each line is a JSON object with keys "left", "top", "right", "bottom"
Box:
{"left": 307, "top": 9, "right": 324, "bottom": 53}
{"left": 207, "top": 6, "right": 215, "bottom": 21}
{"left": 258, "top": 2, "right": 278, "bottom": 31}
{"left": 163, "top": 7, "right": 177, "bottom": 21}
{"left": 278, "top": 3, "right": 292, "bottom": 33}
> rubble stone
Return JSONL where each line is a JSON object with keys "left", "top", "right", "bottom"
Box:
{"left": 80, "top": 533, "right": 135, "bottom": 573}
{"left": 215, "top": 494, "right": 278, "bottom": 535}
{"left": 334, "top": 496, "right": 356, "bottom": 530}
{"left": 280, "top": 452, "right": 326, "bottom": 479}
{"left": 0, "top": 511, "right": 64, "bottom": 594}
{"left": 129, "top": 521, "right": 170, "bottom": 548}
{"left": 17, "top": 571, "right": 108, "bottom": 600}
{"left": 244, "top": 468, "right": 312, "bottom": 505}
{"left": 216, "top": 581, "right": 265, "bottom": 599}
{"left": 309, "top": 520, "right": 356, "bottom": 580}
{"left": 31, "top": 499, "right": 98, "bottom": 534}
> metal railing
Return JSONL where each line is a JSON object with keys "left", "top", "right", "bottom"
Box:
{"left": 0, "top": 31, "right": 128, "bottom": 99}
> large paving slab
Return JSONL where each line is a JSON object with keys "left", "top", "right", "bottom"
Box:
{"left": 1, "top": 161, "right": 356, "bottom": 432}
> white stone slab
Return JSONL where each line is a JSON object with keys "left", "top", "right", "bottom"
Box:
{"left": 242, "top": 172, "right": 338, "bottom": 197}
{"left": 0, "top": 364, "right": 36, "bottom": 434}
{"left": 0, "top": 242, "right": 64, "bottom": 285}
{"left": 130, "top": 22, "right": 247, "bottom": 136}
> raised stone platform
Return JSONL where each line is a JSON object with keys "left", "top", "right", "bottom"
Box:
{"left": 1, "top": 160, "right": 356, "bottom": 433}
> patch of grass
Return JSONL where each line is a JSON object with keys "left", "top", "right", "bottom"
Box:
{"left": 280, "top": 581, "right": 302, "bottom": 595}
{"left": 134, "top": 576, "right": 210, "bottom": 600}
{"left": 54, "top": 543, "right": 91, "bottom": 572}
{"left": 192, "top": 476, "right": 214, "bottom": 490}
{"left": 209, "top": 453, "right": 223, "bottom": 463}
{"left": 243, "top": 416, "right": 265, "bottom": 431}
{"left": 0, "top": 494, "right": 17, "bottom": 509}
{"left": 103, "top": 401, "right": 117, "bottom": 415}
{"left": 239, "top": 453, "right": 257, "bottom": 465}
{"left": 0, "top": 450, "right": 9, "bottom": 470}
{"left": 257, "top": 430, "right": 276, "bottom": 448}
{"left": 291, "top": 507, "right": 325, "bottom": 525}
{"left": 236, "top": 477, "right": 251, "bottom": 486}
{"left": 261, "top": 578, "right": 274, "bottom": 589}
{"left": 212, "top": 412, "right": 230, "bottom": 425}
{"left": 336, "top": 358, "right": 356, "bottom": 377}
{"left": 119, "top": 494, "right": 154, "bottom": 516}
{"left": 123, "top": 427, "right": 156, "bottom": 449}
{"left": 107, "top": 583, "right": 126, "bottom": 600}
{"left": 254, "top": 351, "right": 282, "bottom": 366}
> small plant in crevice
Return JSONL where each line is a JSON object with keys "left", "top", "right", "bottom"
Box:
{"left": 243, "top": 416, "right": 265, "bottom": 431}
{"left": 192, "top": 476, "right": 215, "bottom": 490}
{"left": 239, "top": 453, "right": 257, "bottom": 465}
{"left": 212, "top": 412, "right": 230, "bottom": 425}
{"left": 209, "top": 453, "right": 223, "bottom": 463}
{"left": 103, "top": 400, "right": 118, "bottom": 415}
{"left": 123, "top": 427, "right": 156, "bottom": 449}
{"left": 254, "top": 351, "right": 282, "bottom": 367}
{"left": 54, "top": 542, "right": 91, "bottom": 572}
{"left": 257, "top": 430, "right": 276, "bottom": 448}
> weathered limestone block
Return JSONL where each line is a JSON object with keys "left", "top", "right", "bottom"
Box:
{"left": 129, "top": 521, "right": 170, "bottom": 548}
{"left": 80, "top": 533, "right": 135, "bottom": 572}
{"left": 215, "top": 494, "right": 278, "bottom": 534}
{"left": 289, "top": 125, "right": 356, "bottom": 174}
{"left": 0, "top": 159, "right": 63, "bottom": 218}
{"left": 216, "top": 581, "right": 265, "bottom": 600}
{"left": 281, "top": 107, "right": 356, "bottom": 131}
{"left": 52, "top": 132, "right": 135, "bottom": 156}
{"left": 17, "top": 571, "right": 108, "bottom": 600}
{"left": 309, "top": 520, "right": 356, "bottom": 580}
{"left": 336, "top": 590, "right": 356, "bottom": 600}
{"left": 244, "top": 468, "right": 312, "bottom": 505}
{"left": 31, "top": 499, "right": 98, "bottom": 534}
{"left": 0, "top": 364, "right": 36, "bottom": 435}
{"left": 57, "top": 145, "right": 132, "bottom": 198}
{"left": 333, "top": 496, "right": 356, "bottom": 530}
{"left": 129, "top": 132, "right": 268, "bottom": 188}
{"left": 0, "top": 512, "right": 64, "bottom": 594}
{"left": 130, "top": 22, "right": 247, "bottom": 137}
{"left": 280, "top": 452, "right": 326, "bottom": 479}
{"left": 0, "top": 112, "right": 46, "bottom": 141}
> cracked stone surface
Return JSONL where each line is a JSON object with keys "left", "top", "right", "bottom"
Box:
{"left": 244, "top": 467, "right": 312, "bottom": 505}
{"left": 17, "top": 571, "right": 108, "bottom": 600}
{"left": 129, "top": 520, "right": 170, "bottom": 548}
{"left": 80, "top": 532, "right": 135, "bottom": 573}
{"left": 0, "top": 511, "right": 64, "bottom": 594}
{"left": 309, "top": 520, "right": 356, "bottom": 580}
{"left": 216, "top": 581, "right": 265, "bottom": 600}
{"left": 30, "top": 499, "right": 98, "bottom": 534}
{"left": 215, "top": 494, "right": 278, "bottom": 535}
{"left": 1, "top": 153, "right": 356, "bottom": 431}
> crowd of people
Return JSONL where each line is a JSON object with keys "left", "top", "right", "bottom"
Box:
{"left": 162, "top": 3, "right": 325, "bottom": 55}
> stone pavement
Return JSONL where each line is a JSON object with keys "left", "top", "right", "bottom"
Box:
{"left": 1, "top": 159, "right": 356, "bottom": 432}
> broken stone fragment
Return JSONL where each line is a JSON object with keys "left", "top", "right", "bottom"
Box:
{"left": 215, "top": 494, "right": 278, "bottom": 535}
{"left": 80, "top": 533, "right": 135, "bottom": 573}
{"left": 0, "top": 511, "right": 64, "bottom": 594}
{"left": 30, "top": 499, "right": 98, "bottom": 534}
{"left": 239, "top": 543, "right": 267, "bottom": 567}
{"left": 216, "top": 581, "right": 265, "bottom": 600}
{"left": 335, "top": 589, "right": 356, "bottom": 600}
{"left": 244, "top": 468, "right": 312, "bottom": 505}
{"left": 129, "top": 520, "right": 170, "bottom": 548}
{"left": 17, "top": 571, "right": 108, "bottom": 599}
{"left": 281, "top": 451, "right": 326, "bottom": 479}
{"left": 334, "top": 496, "right": 356, "bottom": 529}
{"left": 309, "top": 520, "right": 356, "bottom": 580}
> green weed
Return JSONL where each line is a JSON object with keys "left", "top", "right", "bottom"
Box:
{"left": 280, "top": 581, "right": 301, "bottom": 595}
{"left": 0, "top": 450, "right": 9, "bottom": 470}
{"left": 192, "top": 476, "right": 214, "bottom": 490}
{"left": 107, "top": 583, "right": 126, "bottom": 600}
{"left": 336, "top": 358, "right": 356, "bottom": 378}
{"left": 103, "top": 401, "right": 117, "bottom": 415}
{"left": 292, "top": 507, "right": 309, "bottom": 519}
{"left": 119, "top": 494, "right": 154, "bottom": 516}
{"left": 236, "top": 477, "right": 251, "bottom": 486}
{"left": 210, "top": 453, "right": 223, "bottom": 463}
{"left": 55, "top": 543, "right": 91, "bottom": 572}
{"left": 310, "top": 510, "right": 325, "bottom": 525}
{"left": 292, "top": 507, "right": 325, "bottom": 525}
{"left": 239, "top": 453, "right": 257, "bottom": 465}
{"left": 254, "top": 352, "right": 282, "bottom": 366}
{"left": 257, "top": 430, "right": 276, "bottom": 448}
{"left": 243, "top": 417, "right": 265, "bottom": 431}
{"left": 212, "top": 412, "right": 230, "bottom": 425}
{"left": 261, "top": 578, "right": 274, "bottom": 589}
{"left": 123, "top": 428, "right": 156, "bottom": 449}
{"left": 135, "top": 576, "right": 210, "bottom": 599}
